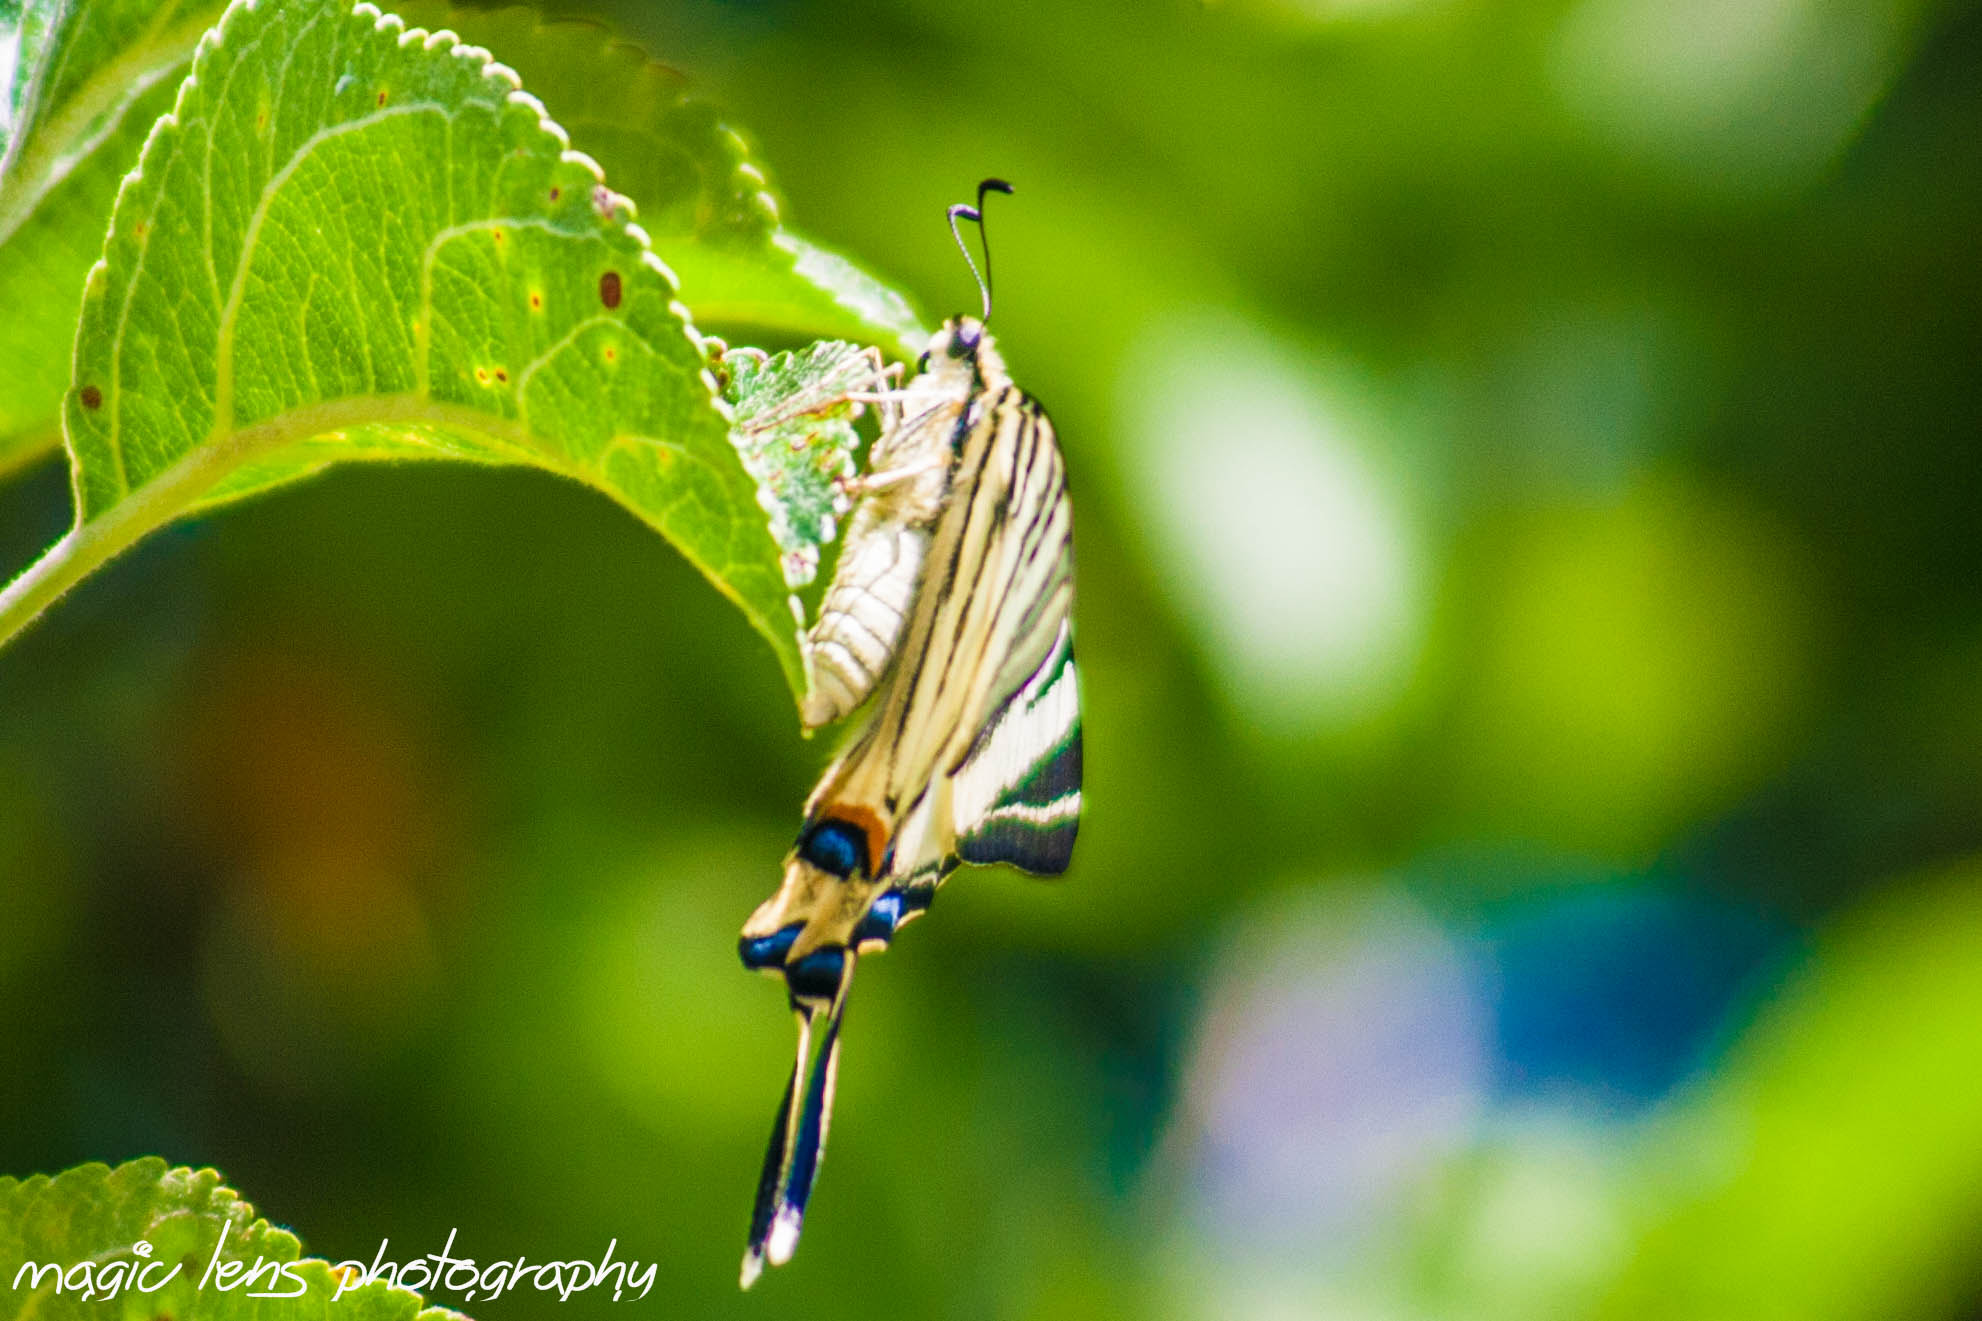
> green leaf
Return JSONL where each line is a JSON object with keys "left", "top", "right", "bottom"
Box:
{"left": 672, "top": 235, "right": 928, "bottom": 363}
{"left": 0, "top": 1158, "right": 469, "bottom": 1321}
{"left": 0, "top": 2, "right": 927, "bottom": 508}
{"left": 0, "top": 0, "right": 821, "bottom": 698}
{"left": 0, "top": 0, "right": 225, "bottom": 470}
{"left": 390, "top": 5, "right": 927, "bottom": 358}
{"left": 721, "top": 339, "right": 876, "bottom": 590}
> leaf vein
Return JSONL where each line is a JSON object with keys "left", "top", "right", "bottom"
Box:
{"left": 212, "top": 100, "right": 453, "bottom": 439}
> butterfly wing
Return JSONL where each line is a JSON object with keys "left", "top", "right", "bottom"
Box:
{"left": 952, "top": 613, "right": 1081, "bottom": 875}
{"left": 870, "top": 387, "right": 1081, "bottom": 884}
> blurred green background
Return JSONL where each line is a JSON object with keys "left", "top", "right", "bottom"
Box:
{"left": 5, "top": 0, "right": 1982, "bottom": 1317}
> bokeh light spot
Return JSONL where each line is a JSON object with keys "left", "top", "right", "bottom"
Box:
{"left": 1119, "top": 311, "right": 1427, "bottom": 735}
{"left": 1552, "top": 0, "right": 1922, "bottom": 195}
{"left": 1165, "top": 885, "right": 1489, "bottom": 1269}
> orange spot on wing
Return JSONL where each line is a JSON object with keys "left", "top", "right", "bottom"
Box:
{"left": 820, "top": 802, "right": 891, "bottom": 878}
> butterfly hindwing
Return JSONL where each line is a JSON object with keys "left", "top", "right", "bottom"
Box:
{"left": 953, "top": 615, "right": 1081, "bottom": 875}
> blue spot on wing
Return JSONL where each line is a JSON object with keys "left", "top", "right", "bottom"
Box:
{"left": 740, "top": 923, "right": 802, "bottom": 970}
{"left": 851, "top": 884, "right": 938, "bottom": 948}
{"left": 799, "top": 818, "right": 867, "bottom": 877}
{"left": 854, "top": 890, "right": 905, "bottom": 946}
{"left": 785, "top": 946, "right": 846, "bottom": 1006}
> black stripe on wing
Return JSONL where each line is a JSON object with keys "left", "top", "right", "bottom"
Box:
{"left": 953, "top": 618, "right": 1082, "bottom": 876}
{"left": 975, "top": 399, "right": 1074, "bottom": 721}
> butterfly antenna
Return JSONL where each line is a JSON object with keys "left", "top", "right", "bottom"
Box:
{"left": 946, "top": 178, "right": 1014, "bottom": 323}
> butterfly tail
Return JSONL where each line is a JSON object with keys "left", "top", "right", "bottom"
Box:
{"left": 740, "top": 953, "right": 855, "bottom": 1287}
{"left": 740, "top": 1011, "right": 811, "bottom": 1289}
{"left": 766, "top": 998, "right": 845, "bottom": 1267}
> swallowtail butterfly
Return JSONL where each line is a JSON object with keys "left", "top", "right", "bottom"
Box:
{"left": 737, "top": 181, "right": 1082, "bottom": 1287}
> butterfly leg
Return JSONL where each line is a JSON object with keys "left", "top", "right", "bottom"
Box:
{"left": 838, "top": 452, "right": 949, "bottom": 499}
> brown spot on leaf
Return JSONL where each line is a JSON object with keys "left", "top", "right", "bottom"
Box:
{"left": 376, "top": 90, "right": 388, "bottom": 106}
{"left": 494, "top": 368, "right": 508, "bottom": 383}
{"left": 603, "top": 346, "right": 617, "bottom": 364}
{"left": 549, "top": 186, "right": 561, "bottom": 202}
{"left": 80, "top": 385, "right": 102, "bottom": 410}
{"left": 599, "top": 271, "right": 622, "bottom": 309}
{"left": 528, "top": 292, "right": 542, "bottom": 310}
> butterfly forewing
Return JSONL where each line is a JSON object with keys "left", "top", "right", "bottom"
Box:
{"left": 857, "top": 387, "right": 1080, "bottom": 879}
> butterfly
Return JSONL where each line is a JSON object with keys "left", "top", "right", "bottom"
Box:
{"left": 737, "top": 180, "right": 1082, "bottom": 1287}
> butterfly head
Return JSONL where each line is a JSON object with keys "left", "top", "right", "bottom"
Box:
{"left": 912, "top": 179, "right": 1017, "bottom": 392}
{"left": 916, "top": 316, "right": 1008, "bottom": 394}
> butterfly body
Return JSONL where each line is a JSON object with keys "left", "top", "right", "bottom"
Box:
{"left": 798, "top": 340, "right": 992, "bottom": 729}
{"left": 739, "top": 311, "right": 1081, "bottom": 1286}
